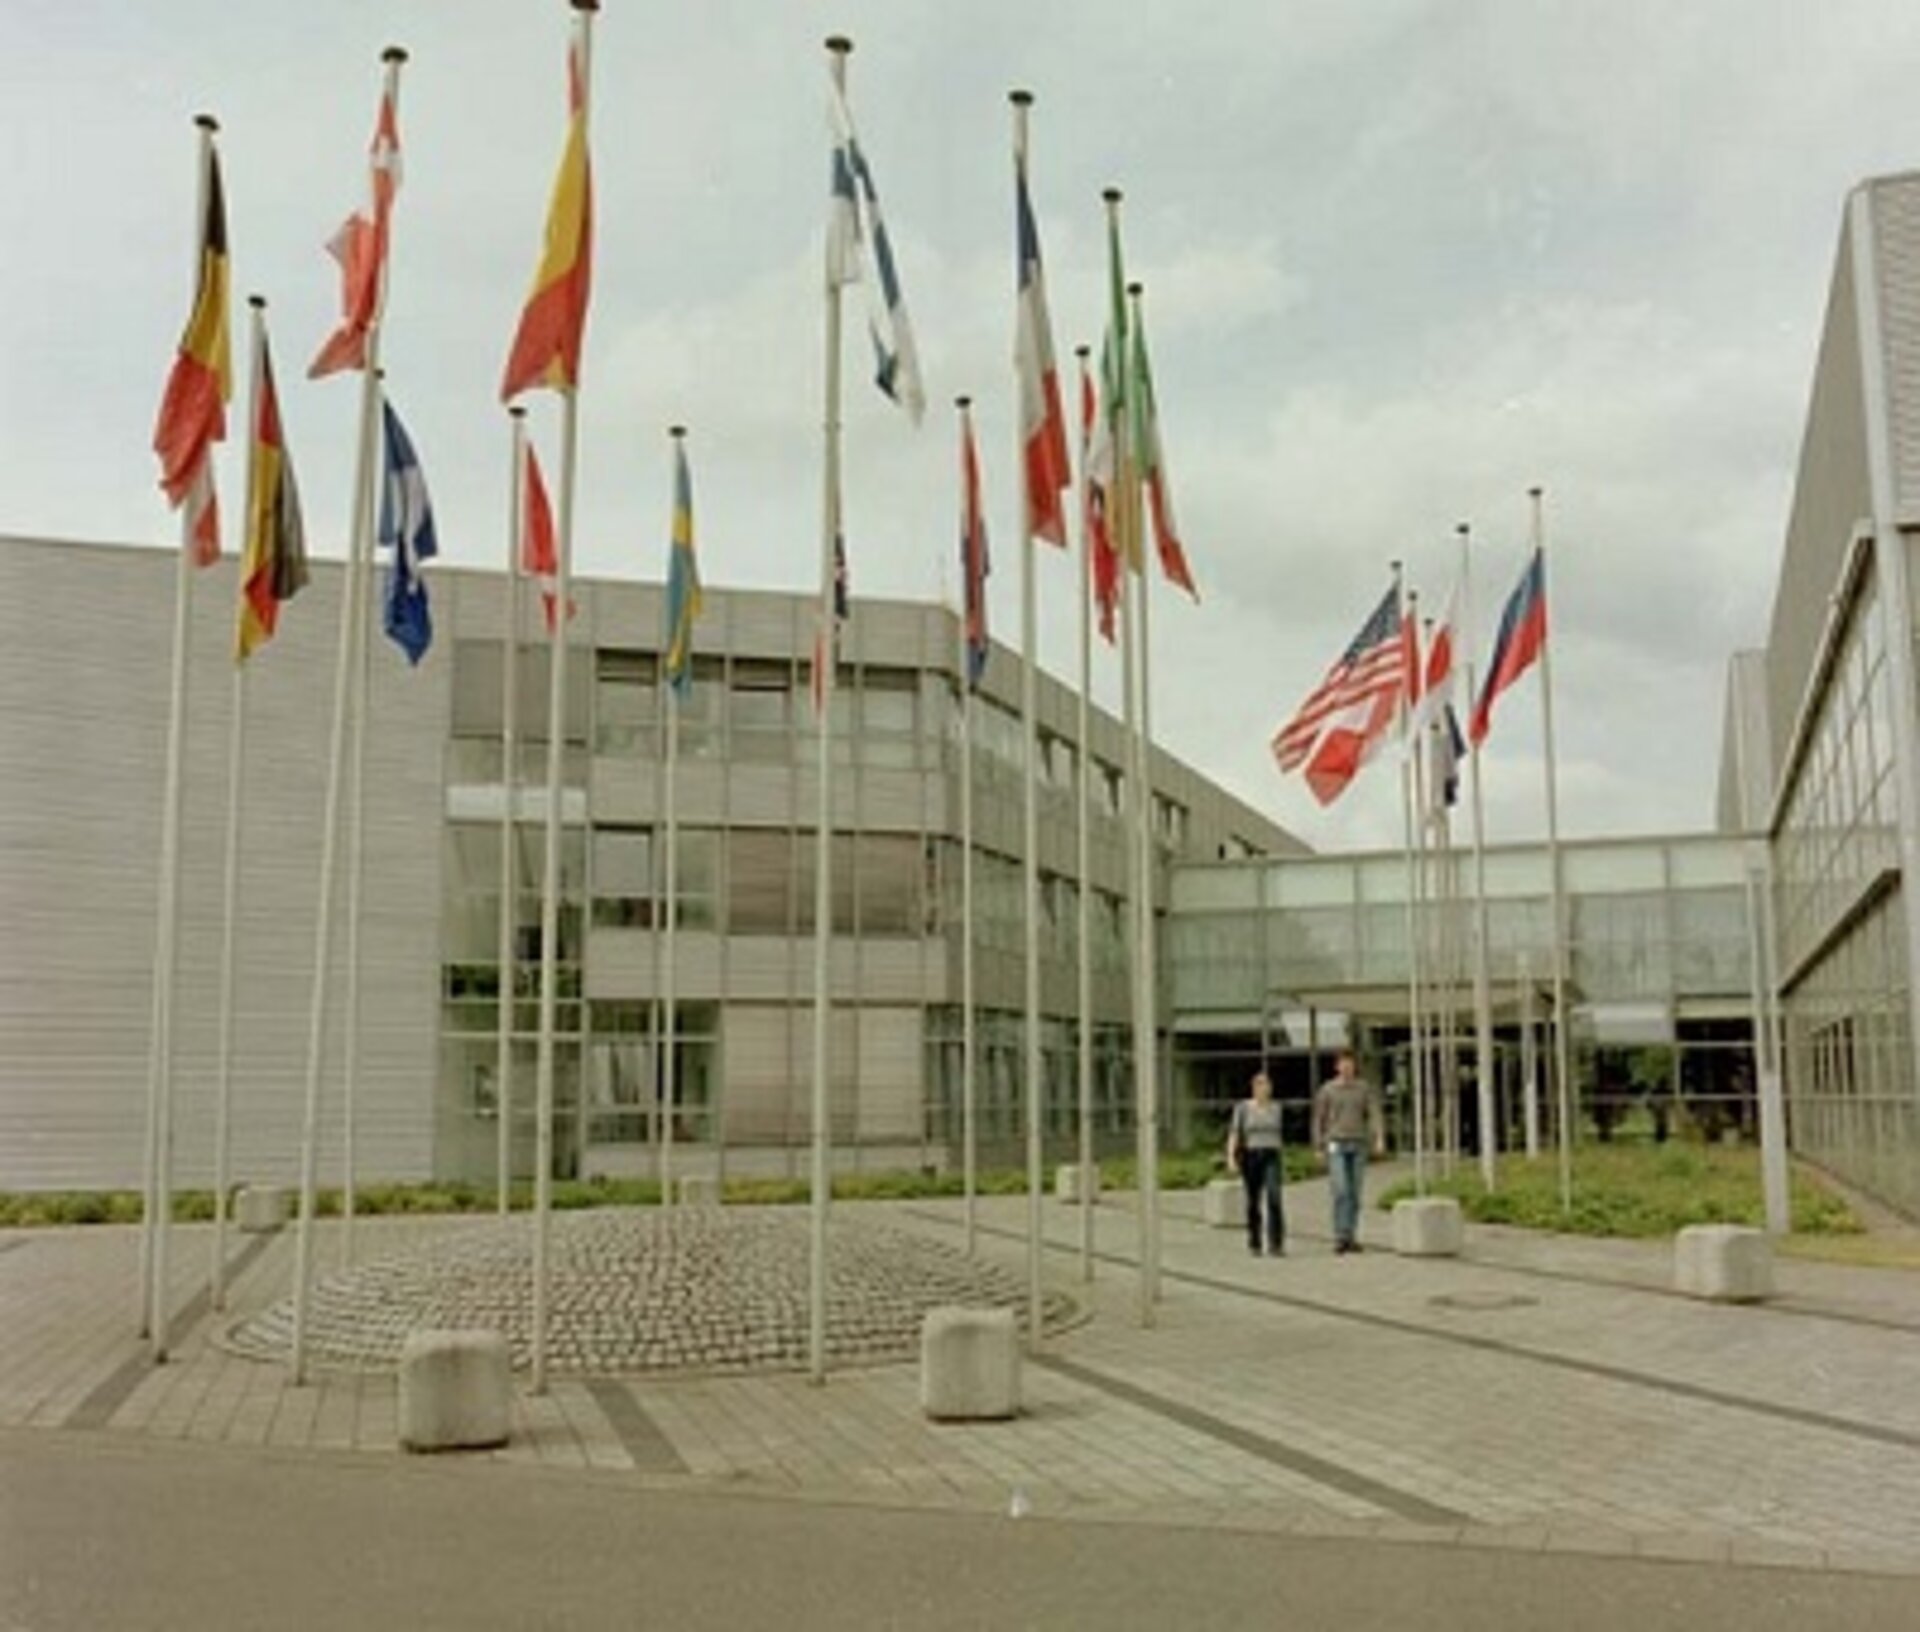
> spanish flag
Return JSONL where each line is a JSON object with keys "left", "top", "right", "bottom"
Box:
{"left": 235, "top": 316, "right": 309, "bottom": 662}
{"left": 153, "top": 132, "right": 232, "bottom": 566}
{"left": 500, "top": 25, "right": 593, "bottom": 401}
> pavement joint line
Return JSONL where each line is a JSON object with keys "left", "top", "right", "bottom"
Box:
{"left": 909, "top": 1206, "right": 1920, "bottom": 1457}
{"left": 62, "top": 1233, "right": 275, "bottom": 1431}
{"left": 1416, "top": 1242, "right": 1920, "bottom": 1338}
{"left": 581, "top": 1378, "right": 690, "bottom": 1475}
{"left": 1034, "top": 1351, "right": 1466, "bottom": 1527}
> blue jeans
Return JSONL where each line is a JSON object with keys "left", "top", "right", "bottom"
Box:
{"left": 1327, "top": 1141, "right": 1367, "bottom": 1246}
{"left": 1239, "top": 1148, "right": 1284, "bottom": 1251}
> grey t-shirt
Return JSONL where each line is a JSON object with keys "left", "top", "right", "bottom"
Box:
{"left": 1232, "top": 1099, "right": 1284, "bottom": 1152}
{"left": 1313, "top": 1077, "right": 1380, "bottom": 1146}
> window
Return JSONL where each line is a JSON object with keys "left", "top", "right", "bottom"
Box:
{"left": 729, "top": 661, "right": 792, "bottom": 763}
{"left": 591, "top": 828, "right": 655, "bottom": 928}
{"left": 729, "top": 830, "right": 796, "bottom": 933}
{"left": 596, "top": 651, "right": 656, "bottom": 754}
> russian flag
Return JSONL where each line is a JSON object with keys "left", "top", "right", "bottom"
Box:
{"left": 1014, "top": 110, "right": 1069, "bottom": 546}
{"left": 1469, "top": 548, "right": 1547, "bottom": 746}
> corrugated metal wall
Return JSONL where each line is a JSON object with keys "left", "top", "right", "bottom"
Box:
{"left": 0, "top": 540, "right": 445, "bottom": 1191}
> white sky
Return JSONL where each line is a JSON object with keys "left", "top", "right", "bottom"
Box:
{"left": 5, "top": 0, "right": 1918, "bottom": 851}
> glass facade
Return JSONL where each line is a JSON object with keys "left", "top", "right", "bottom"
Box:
{"left": 1772, "top": 559, "right": 1920, "bottom": 1216}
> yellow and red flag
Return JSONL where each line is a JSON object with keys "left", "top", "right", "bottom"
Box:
{"left": 236, "top": 320, "right": 309, "bottom": 661}
{"left": 500, "top": 26, "right": 593, "bottom": 401}
{"left": 309, "top": 73, "right": 402, "bottom": 379}
{"left": 152, "top": 134, "right": 232, "bottom": 566}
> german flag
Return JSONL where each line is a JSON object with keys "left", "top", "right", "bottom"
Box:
{"left": 153, "top": 131, "right": 232, "bottom": 566}
{"left": 499, "top": 23, "right": 593, "bottom": 401}
{"left": 235, "top": 317, "right": 309, "bottom": 662}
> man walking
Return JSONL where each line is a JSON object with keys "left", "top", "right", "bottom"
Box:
{"left": 1312, "top": 1049, "right": 1383, "bottom": 1254}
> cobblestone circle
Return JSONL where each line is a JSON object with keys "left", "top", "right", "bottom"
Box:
{"left": 222, "top": 1207, "right": 1077, "bottom": 1375}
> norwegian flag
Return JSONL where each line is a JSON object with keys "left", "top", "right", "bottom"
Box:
{"left": 1271, "top": 583, "right": 1413, "bottom": 806}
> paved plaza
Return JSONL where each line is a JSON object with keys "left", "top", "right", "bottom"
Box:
{"left": 5, "top": 1167, "right": 1920, "bottom": 1600}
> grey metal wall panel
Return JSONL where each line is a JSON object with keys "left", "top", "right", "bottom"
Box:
{"left": 1869, "top": 175, "right": 1920, "bottom": 523}
{"left": 1765, "top": 220, "right": 1874, "bottom": 777}
{"left": 0, "top": 540, "right": 442, "bottom": 1192}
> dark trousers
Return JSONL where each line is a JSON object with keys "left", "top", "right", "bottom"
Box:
{"left": 1240, "top": 1148, "right": 1284, "bottom": 1251}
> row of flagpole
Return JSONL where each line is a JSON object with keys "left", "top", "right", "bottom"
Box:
{"left": 1273, "top": 493, "right": 1573, "bottom": 1197}
{"left": 145, "top": 9, "right": 1209, "bottom": 1383}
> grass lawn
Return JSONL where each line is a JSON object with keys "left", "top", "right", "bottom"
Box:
{"left": 1376, "top": 1141, "right": 1863, "bottom": 1239}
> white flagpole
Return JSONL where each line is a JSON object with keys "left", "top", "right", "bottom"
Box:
{"left": 1459, "top": 522, "right": 1498, "bottom": 1191}
{"left": 498, "top": 408, "right": 526, "bottom": 1215}
{"left": 1125, "top": 280, "right": 1161, "bottom": 1309}
{"left": 531, "top": 1, "right": 595, "bottom": 1398}
{"left": 661, "top": 429, "right": 686, "bottom": 1211}
{"left": 811, "top": 34, "right": 853, "bottom": 1386}
{"left": 1102, "top": 207, "right": 1147, "bottom": 1330}
{"left": 1399, "top": 573, "right": 1427, "bottom": 1195}
{"left": 1011, "top": 93, "right": 1045, "bottom": 1358}
{"left": 142, "top": 111, "right": 220, "bottom": 1354}
{"left": 1073, "top": 344, "right": 1095, "bottom": 1286}
{"left": 954, "top": 399, "right": 979, "bottom": 1258}
{"left": 340, "top": 420, "right": 373, "bottom": 1269}
{"left": 291, "top": 49, "right": 405, "bottom": 1387}
{"left": 1520, "top": 949, "right": 1540, "bottom": 1156}
{"left": 210, "top": 293, "right": 266, "bottom": 1312}
{"left": 1532, "top": 487, "right": 1574, "bottom": 1212}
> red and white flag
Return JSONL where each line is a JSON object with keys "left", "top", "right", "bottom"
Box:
{"left": 520, "top": 436, "right": 573, "bottom": 633}
{"left": 309, "top": 73, "right": 401, "bottom": 379}
{"left": 1271, "top": 583, "right": 1411, "bottom": 806}
{"left": 1409, "top": 580, "right": 1458, "bottom": 735}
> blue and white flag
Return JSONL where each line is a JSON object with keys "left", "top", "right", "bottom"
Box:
{"left": 377, "top": 397, "right": 438, "bottom": 666}
{"left": 827, "top": 76, "right": 924, "bottom": 425}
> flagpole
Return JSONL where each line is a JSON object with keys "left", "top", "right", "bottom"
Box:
{"left": 1125, "top": 281, "right": 1162, "bottom": 1308}
{"left": 210, "top": 294, "right": 267, "bottom": 1312}
{"left": 1456, "top": 522, "right": 1498, "bottom": 1192}
{"left": 810, "top": 34, "right": 854, "bottom": 1387}
{"left": 530, "top": 0, "right": 596, "bottom": 1398}
{"left": 340, "top": 412, "right": 374, "bottom": 1269}
{"left": 291, "top": 48, "right": 405, "bottom": 1387}
{"left": 497, "top": 409, "right": 526, "bottom": 1214}
{"left": 1399, "top": 573, "right": 1427, "bottom": 1195}
{"left": 661, "top": 427, "right": 687, "bottom": 1212}
{"left": 1073, "top": 344, "right": 1095, "bottom": 1286}
{"left": 1532, "top": 488, "right": 1574, "bottom": 1212}
{"left": 141, "top": 111, "right": 222, "bottom": 1355}
{"left": 954, "top": 399, "right": 979, "bottom": 1259}
{"left": 1009, "top": 94, "right": 1046, "bottom": 1358}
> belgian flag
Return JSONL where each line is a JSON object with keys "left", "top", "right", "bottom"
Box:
{"left": 153, "top": 127, "right": 232, "bottom": 565}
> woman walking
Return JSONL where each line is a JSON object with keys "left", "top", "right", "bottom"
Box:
{"left": 1226, "top": 1070, "right": 1285, "bottom": 1256}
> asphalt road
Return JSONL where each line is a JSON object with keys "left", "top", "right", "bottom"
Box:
{"left": 1, "top": 1429, "right": 1910, "bottom": 1631}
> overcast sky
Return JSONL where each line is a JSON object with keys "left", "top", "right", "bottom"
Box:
{"left": 5, "top": 0, "right": 1917, "bottom": 851}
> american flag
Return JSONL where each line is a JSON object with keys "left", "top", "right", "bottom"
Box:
{"left": 1271, "top": 583, "right": 1411, "bottom": 806}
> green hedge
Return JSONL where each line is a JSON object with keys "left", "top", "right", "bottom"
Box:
{"left": 1376, "top": 1144, "right": 1861, "bottom": 1238}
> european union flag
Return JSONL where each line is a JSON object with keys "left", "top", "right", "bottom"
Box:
{"left": 377, "top": 397, "right": 438, "bottom": 666}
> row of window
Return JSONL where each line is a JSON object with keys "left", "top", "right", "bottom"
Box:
{"left": 446, "top": 642, "right": 1203, "bottom": 848}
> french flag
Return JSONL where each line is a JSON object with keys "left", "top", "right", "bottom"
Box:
{"left": 1015, "top": 108, "right": 1070, "bottom": 546}
{"left": 1469, "top": 548, "right": 1547, "bottom": 746}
